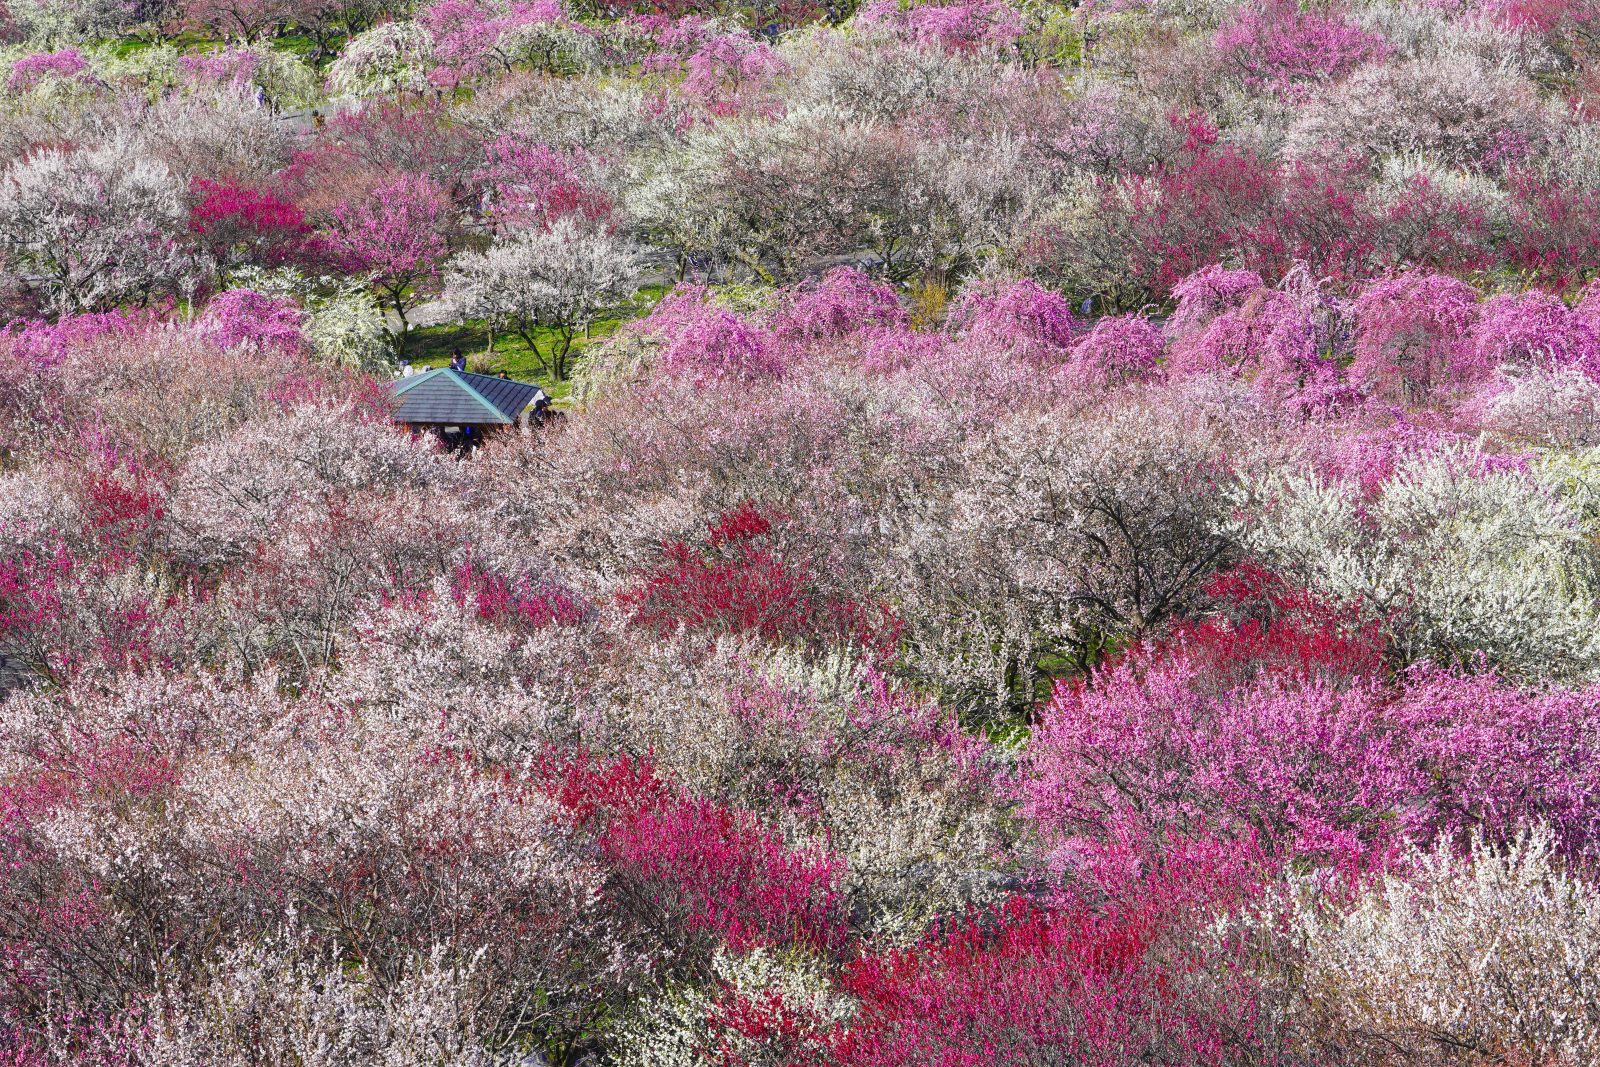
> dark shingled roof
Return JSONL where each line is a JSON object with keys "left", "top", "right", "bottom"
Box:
{"left": 390, "top": 369, "right": 549, "bottom": 426}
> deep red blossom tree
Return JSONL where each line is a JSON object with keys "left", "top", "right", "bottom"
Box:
{"left": 450, "top": 557, "right": 589, "bottom": 631}
{"left": 619, "top": 502, "right": 902, "bottom": 662}
{"left": 824, "top": 889, "right": 1273, "bottom": 1067}
{"left": 188, "top": 178, "right": 314, "bottom": 276}
{"left": 1503, "top": 170, "right": 1600, "bottom": 291}
{"left": 547, "top": 752, "right": 845, "bottom": 958}
{"left": 1155, "top": 562, "right": 1387, "bottom": 688}
{"left": 1120, "top": 116, "right": 1280, "bottom": 295}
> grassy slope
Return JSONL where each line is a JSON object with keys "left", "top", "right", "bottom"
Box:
{"left": 405, "top": 285, "right": 667, "bottom": 402}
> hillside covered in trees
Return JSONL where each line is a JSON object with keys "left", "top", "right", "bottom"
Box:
{"left": 2, "top": 0, "right": 1600, "bottom": 1062}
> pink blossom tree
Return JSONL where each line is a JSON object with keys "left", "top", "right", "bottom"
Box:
{"left": 324, "top": 172, "right": 453, "bottom": 358}
{"left": 1350, "top": 273, "right": 1484, "bottom": 405}
{"left": 197, "top": 289, "right": 306, "bottom": 353}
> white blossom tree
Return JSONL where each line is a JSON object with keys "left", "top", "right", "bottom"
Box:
{"left": 325, "top": 20, "right": 434, "bottom": 101}
{"left": 0, "top": 139, "right": 197, "bottom": 316}
{"left": 443, "top": 217, "right": 644, "bottom": 381}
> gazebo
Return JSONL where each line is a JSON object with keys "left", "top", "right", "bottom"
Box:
{"left": 389, "top": 368, "right": 551, "bottom": 446}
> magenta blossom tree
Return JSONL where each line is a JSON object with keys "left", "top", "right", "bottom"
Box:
{"left": 198, "top": 289, "right": 306, "bottom": 354}
{"left": 324, "top": 173, "right": 453, "bottom": 358}
{"left": 1350, "top": 273, "right": 1484, "bottom": 405}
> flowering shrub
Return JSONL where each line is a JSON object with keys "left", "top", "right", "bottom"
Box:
{"left": 825, "top": 891, "right": 1274, "bottom": 1066}
{"left": 1213, "top": 0, "right": 1388, "bottom": 98}
{"left": 1282, "top": 828, "right": 1600, "bottom": 1064}
{"left": 6, "top": 49, "right": 90, "bottom": 93}
{"left": 550, "top": 752, "right": 846, "bottom": 956}
{"left": 1157, "top": 562, "right": 1386, "bottom": 686}
{"left": 1064, "top": 312, "right": 1163, "bottom": 388}
{"left": 771, "top": 268, "right": 908, "bottom": 341}
{"left": 475, "top": 136, "right": 614, "bottom": 232}
{"left": 1472, "top": 290, "right": 1600, "bottom": 379}
{"left": 1025, "top": 647, "right": 1600, "bottom": 883}
{"left": 641, "top": 287, "right": 787, "bottom": 381}
{"left": 947, "top": 278, "right": 1077, "bottom": 364}
{"left": 187, "top": 178, "right": 312, "bottom": 272}
{"left": 325, "top": 173, "right": 453, "bottom": 353}
{"left": 0, "top": 312, "right": 141, "bottom": 370}
{"left": 1227, "top": 446, "right": 1600, "bottom": 680}
{"left": 853, "top": 0, "right": 1027, "bottom": 54}
{"left": 0, "top": 141, "right": 191, "bottom": 316}
{"left": 614, "top": 947, "right": 848, "bottom": 1067}
{"left": 1350, "top": 272, "right": 1484, "bottom": 404}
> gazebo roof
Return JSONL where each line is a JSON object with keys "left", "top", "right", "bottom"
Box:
{"left": 390, "top": 368, "right": 549, "bottom": 426}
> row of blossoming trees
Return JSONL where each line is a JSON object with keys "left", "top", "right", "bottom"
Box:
{"left": 5, "top": 0, "right": 1600, "bottom": 368}
{"left": 3, "top": 0, "right": 1600, "bottom": 1062}
{"left": 2, "top": 261, "right": 1600, "bottom": 1063}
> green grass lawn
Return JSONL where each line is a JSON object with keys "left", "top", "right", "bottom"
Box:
{"left": 404, "top": 287, "right": 665, "bottom": 403}
{"left": 104, "top": 29, "right": 220, "bottom": 56}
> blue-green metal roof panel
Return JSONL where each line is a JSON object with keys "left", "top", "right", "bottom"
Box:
{"left": 457, "top": 371, "right": 548, "bottom": 420}
{"left": 390, "top": 369, "right": 512, "bottom": 425}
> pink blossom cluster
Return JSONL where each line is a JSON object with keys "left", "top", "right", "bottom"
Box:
{"left": 1023, "top": 648, "right": 1600, "bottom": 879}
{"left": 474, "top": 136, "right": 614, "bottom": 232}
{"left": 5, "top": 50, "right": 89, "bottom": 93}
{"left": 854, "top": 0, "right": 1027, "bottom": 53}
{"left": 419, "top": 0, "right": 573, "bottom": 88}
{"left": 176, "top": 47, "right": 260, "bottom": 90}
{"left": 197, "top": 289, "right": 306, "bottom": 352}
{"left": 1212, "top": 0, "right": 1389, "bottom": 97}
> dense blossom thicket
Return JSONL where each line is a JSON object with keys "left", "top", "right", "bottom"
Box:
{"left": 3, "top": 0, "right": 1600, "bottom": 1062}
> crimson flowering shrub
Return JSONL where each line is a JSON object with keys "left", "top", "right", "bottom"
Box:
{"left": 825, "top": 887, "right": 1275, "bottom": 1067}
{"left": 450, "top": 555, "right": 590, "bottom": 631}
{"left": 620, "top": 502, "right": 902, "bottom": 663}
{"left": 186, "top": 178, "right": 313, "bottom": 272}
{"left": 1502, "top": 171, "right": 1600, "bottom": 290}
{"left": 0, "top": 443, "right": 209, "bottom": 688}
{"left": 550, "top": 752, "right": 845, "bottom": 957}
{"left": 1156, "top": 562, "right": 1387, "bottom": 687}
{"left": 1375, "top": 174, "right": 1497, "bottom": 275}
